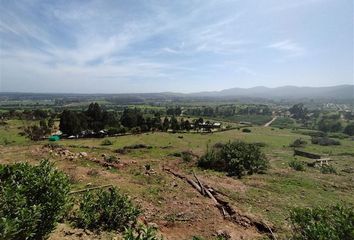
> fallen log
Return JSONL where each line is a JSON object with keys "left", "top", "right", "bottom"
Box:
{"left": 193, "top": 172, "right": 227, "bottom": 216}
{"left": 164, "top": 167, "right": 276, "bottom": 237}
{"left": 193, "top": 172, "right": 205, "bottom": 196}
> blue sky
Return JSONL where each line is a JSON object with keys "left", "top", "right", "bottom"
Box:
{"left": 0, "top": 0, "right": 353, "bottom": 93}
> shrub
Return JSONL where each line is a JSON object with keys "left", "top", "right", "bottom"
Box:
{"left": 320, "top": 165, "right": 337, "bottom": 174}
{"left": 169, "top": 152, "right": 182, "bottom": 157}
{"left": 242, "top": 128, "right": 251, "bottom": 133}
{"left": 289, "top": 160, "right": 305, "bottom": 171}
{"left": 123, "top": 224, "right": 163, "bottom": 240}
{"left": 0, "top": 160, "right": 71, "bottom": 240}
{"left": 311, "top": 137, "right": 340, "bottom": 146}
{"left": 101, "top": 139, "right": 113, "bottom": 146}
{"left": 289, "top": 204, "right": 354, "bottom": 240}
{"left": 104, "top": 155, "right": 119, "bottom": 163}
{"left": 107, "top": 127, "right": 126, "bottom": 135}
{"left": 328, "top": 132, "right": 348, "bottom": 139}
{"left": 289, "top": 138, "right": 307, "bottom": 148}
{"left": 344, "top": 123, "right": 354, "bottom": 136}
{"left": 198, "top": 141, "right": 268, "bottom": 178}
{"left": 73, "top": 187, "right": 140, "bottom": 231}
{"left": 181, "top": 151, "right": 193, "bottom": 162}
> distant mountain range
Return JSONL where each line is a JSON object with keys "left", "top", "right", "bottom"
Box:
{"left": 189, "top": 85, "right": 354, "bottom": 99}
{"left": 1, "top": 85, "right": 353, "bottom": 101}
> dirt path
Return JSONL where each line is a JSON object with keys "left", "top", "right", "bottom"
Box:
{"left": 264, "top": 116, "right": 277, "bottom": 127}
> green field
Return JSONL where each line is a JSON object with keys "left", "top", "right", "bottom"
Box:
{"left": 1, "top": 119, "right": 353, "bottom": 239}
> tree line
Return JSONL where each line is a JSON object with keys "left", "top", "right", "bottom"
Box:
{"left": 59, "top": 103, "right": 216, "bottom": 136}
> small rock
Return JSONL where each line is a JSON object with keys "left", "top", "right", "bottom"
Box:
{"left": 79, "top": 152, "right": 88, "bottom": 157}
{"left": 84, "top": 229, "right": 93, "bottom": 235}
{"left": 342, "top": 167, "right": 354, "bottom": 173}
{"left": 63, "top": 230, "right": 75, "bottom": 236}
{"left": 216, "top": 230, "right": 231, "bottom": 239}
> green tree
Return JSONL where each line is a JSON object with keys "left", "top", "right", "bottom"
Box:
{"left": 318, "top": 119, "right": 343, "bottom": 132}
{"left": 48, "top": 117, "right": 55, "bottom": 129}
{"left": 59, "top": 110, "right": 87, "bottom": 135}
{"left": 289, "top": 103, "right": 308, "bottom": 120}
{"left": 170, "top": 116, "right": 179, "bottom": 131}
{"left": 86, "top": 103, "right": 104, "bottom": 132}
{"left": 183, "top": 119, "right": 191, "bottom": 131}
{"left": 344, "top": 122, "right": 354, "bottom": 136}
{"left": 162, "top": 117, "right": 170, "bottom": 131}
{"left": 121, "top": 108, "right": 143, "bottom": 129}
{"left": 24, "top": 120, "right": 51, "bottom": 141}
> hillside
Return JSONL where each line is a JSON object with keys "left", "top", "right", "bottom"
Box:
{"left": 191, "top": 85, "right": 354, "bottom": 99}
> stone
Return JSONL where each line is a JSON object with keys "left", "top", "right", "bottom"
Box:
{"left": 79, "top": 152, "right": 88, "bottom": 157}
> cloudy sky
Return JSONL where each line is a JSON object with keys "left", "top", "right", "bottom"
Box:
{"left": 0, "top": 0, "right": 353, "bottom": 93}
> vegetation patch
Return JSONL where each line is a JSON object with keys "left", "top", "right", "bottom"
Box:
{"left": 198, "top": 141, "right": 268, "bottom": 178}
{"left": 289, "top": 204, "right": 354, "bottom": 240}
{"left": 289, "top": 160, "right": 305, "bottom": 171}
{"left": 0, "top": 160, "right": 70, "bottom": 240}
{"left": 101, "top": 139, "right": 113, "bottom": 146}
{"left": 123, "top": 224, "right": 163, "bottom": 240}
{"left": 270, "top": 116, "right": 295, "bottom": 129}
{"left": 242, "top": 128, "right": 251, "bottom": 133}
{"left": 311, "top": 137, "right": 340, "bottom": 146}
{"left": 72, "top": 187, "right": 140, "bottom": 232}
{"left": 320, "top": 165, "right": 337, "bottom": 174}
{"left": 289, "top": 138, "right": 307, "bottom": 148}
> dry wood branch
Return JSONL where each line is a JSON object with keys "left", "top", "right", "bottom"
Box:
{"left": 264, "top": 221, "right": 277, "bottom": 240}
{"left": 164, "top": 167, "right": 275, "bottom": 236}
{"left": 69, "top": 184, "right": 113, "bottom": 195}
{"left": 193, "top": 172, "right": 205, "bottom": 196}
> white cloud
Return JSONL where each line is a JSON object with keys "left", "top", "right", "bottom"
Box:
{"left": 268, "top": 40, "right": 305, "bottom": 57}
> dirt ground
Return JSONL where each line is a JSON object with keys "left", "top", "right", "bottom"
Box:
{"left": 1, "top": 144, "right": 265, "bottom": 240}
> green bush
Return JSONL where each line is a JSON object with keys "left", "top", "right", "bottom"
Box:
{"left": 289, "top": 160, "right": 305, "bottom": 171}
{"left": 73, "top": 187, "right": 140, "bottom": 232}
{"left": 290, "top": 204, "right": 354, "bottom": 240}
{"left": 198, "top": 141, "right": 268, "bottom": 178}
{"left": 289, "top": 138, "right": 307, "bottom": 148}
{"left": 320, "top": 165, "right": 337, "bottom": 174}
{"left": 123, "top": 224, "right": 163, "bottom": 240}
{"left": 242, "top": 128, "right": 251, "bottom": 133}
{"left": 344, "top": 122, "right": 354, "bottom": 136}
{"left": 104, "top": 155, "right": 119, "bottom": 163}
{"left": 101, "top": 139, "right": 113, "bottom": 146}
{"left": 181, "top": 151, "right": 193, "bottom": 162}
{"left": 311, "top": 137, "right": 340, "bottom": 146}
{"left": 0, "top": 160, "right": 70, "bottom": 240}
